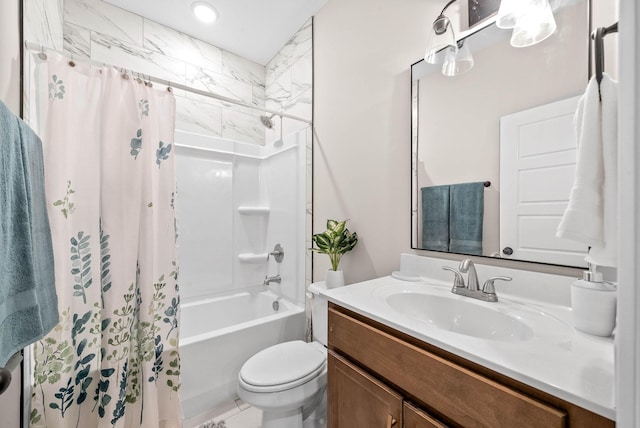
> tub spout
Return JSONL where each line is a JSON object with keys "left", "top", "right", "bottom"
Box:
{"left": 263, "top": 274, "right": 281, "bottom": 286}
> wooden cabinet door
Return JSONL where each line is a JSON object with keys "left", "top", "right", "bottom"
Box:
{"left": 328, "top": 350, "right": 402, "bottom": 428}
{"left": 404, "top": 402, "right": 448, "bottom": 428}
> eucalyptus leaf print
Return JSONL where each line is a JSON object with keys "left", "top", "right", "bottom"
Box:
{"left": 33, "top": 54, "right": 181, "bottom": 428}
{"left": 93, "top": 368, "right": 115, "bottom": 418}
{"left": 163, "top": 296, "right": 179, "bottom": 340}
{"left": 49, "top": 74, "right": 65, "bottom": 100}
{"left": 50, "top": 377, "right": 74, "bottom": 417}
{"left": 130, "top": 129, "right": 143, "bottom": 159}
{"left": 149, "top": 335, "right": 164, "bottom": 383}
{"left": 166, "top": 349, "right": 180, "bottom": 393}
{"left": 99, "top": 223, "right": 112, "bottom": 307}
{"left": 111, "top": 361, "right": 128, "bottom": 426}
{"left": 52, "top": 180, "right": 76, "bottom": 218}
{"left": 138, "top": 99, "right": 150, "bottom": 117}
{"left": 155, "top": 141, "right": 172, "bottom": 167}
{"left": 70, "top": 232, "right": 92, "bottom": 304}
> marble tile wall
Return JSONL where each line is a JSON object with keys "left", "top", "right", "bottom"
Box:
{"left": 263, "top": 19, "right": 314, "bottom": 287}
{"left": 24, "top": 0, "right": 268, "bottom": 145}
{"left": 24, "top": 0, "right": 314, "bottom": 283}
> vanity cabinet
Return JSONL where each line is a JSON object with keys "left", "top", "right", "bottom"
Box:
{"left": 327, "top": 303, "right": 614, "bottom": 428}
{"left": 328, "top": 351, "right": 403, "bottom": 428}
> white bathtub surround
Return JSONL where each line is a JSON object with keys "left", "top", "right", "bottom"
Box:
{"left": 175, "top": 130, "right": 307, "bottom": 304}
{"left": 180, "top": 289, "right": 305, "bottom": 422}
{"left": 321, "top": 253, "right": 615, "bottom": 420}
{"left": 31, "top": 53, "right": 182, "bottom": 427}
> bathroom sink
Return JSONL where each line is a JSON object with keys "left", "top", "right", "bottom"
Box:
{"left": 386, "top": 292, "right": 534, "bottom": 342}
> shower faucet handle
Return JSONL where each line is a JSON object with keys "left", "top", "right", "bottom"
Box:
{"left": 268, "top": 243, "right": 284, "bottom": 263}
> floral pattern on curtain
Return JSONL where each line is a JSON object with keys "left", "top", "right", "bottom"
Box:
{"left": 30, "top": 53, "right": 182, "bottom": 428}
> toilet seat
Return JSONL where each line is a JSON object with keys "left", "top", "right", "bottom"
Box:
{"left": 239, "top": 340, "right": 326, "bottom": 393}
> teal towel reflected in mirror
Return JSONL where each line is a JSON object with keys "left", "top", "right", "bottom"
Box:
{"left": 421, "top": 182, "right": 484, "bottom": 255}
{"left": 449, "top": 182, "right": 484, "bottom": 255}
{"left": 421, "top": 185, "right": 450, "bottom": 251}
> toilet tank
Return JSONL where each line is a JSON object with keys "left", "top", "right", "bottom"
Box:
{"left": 308, "top": 282, "right": 329, "bottom": 346}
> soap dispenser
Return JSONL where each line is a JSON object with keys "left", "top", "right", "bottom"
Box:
{"left": 570, "top": 264, "right": 617, "bottom": 336}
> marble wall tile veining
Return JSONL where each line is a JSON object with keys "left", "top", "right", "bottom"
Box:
{"left": 265, "top": 70, "right": 292, "bottom": 112}
{"left": 65, "top": 0, "right": 143, "bottom": 46}
{"left": 291, "top": 51, "right": 313, "bottom": 100}
{"left": 175, "top": 95, "right": 223, "bottom": 137}
{"left": 143, "top": 19, "right": 223, "bottom": 73}
{"left": 186, "top": 65, "right": 254, "bottom": 106}
{"left": 91, "top": 32, "right": 187, "bottom": 85}
{"left": 266, "top": 19, "right": 312, "bottom": 86}
{"left": 252, "top": 85, "right": 266, "bottom": 111}
{"left": 221, "top": 109, "right": 264, "bottom": 145}
{"left": 283, "top": 88, "right": 312, "bottom": 117}
{"left": 63, "top": 22, "right": 91, "bottom": 58}
{"left": 24, "top": 0, "right": 64, "bottom": 49}
{"left": 222, "top": 51, "right": 266, "bottom": 89}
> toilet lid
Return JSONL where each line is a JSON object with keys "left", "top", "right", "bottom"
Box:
{"left": 239, "top": 341, "right": 326, "bottom": 392}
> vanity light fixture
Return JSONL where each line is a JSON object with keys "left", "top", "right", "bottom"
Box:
{"left": 425, "top": 0, "right": 474, "bottom": 76}
{"left": 497, "top": 0, "right": 557, "bottom": 47}
{"left": 442, "top": 40, "right": 474, "bottom": 76}
{"left": 192, "top": 1, "right": 218, "bottom": 24}
{"left": 424, "top": 0, "right": 459, "bottom": 64}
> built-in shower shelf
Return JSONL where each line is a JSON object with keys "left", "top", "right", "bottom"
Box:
{"left": 237, "top": 206, "right": 270, "bottom": 215}
{"left": 237, "top": 253, "right": 268, "bottom": 263}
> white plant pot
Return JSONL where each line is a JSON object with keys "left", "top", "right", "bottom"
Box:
{"left": 571, "top": 281, "right": 617, "bottom": 336}
{"left": 326, "top": 269, "right": 345, "bottom": 289}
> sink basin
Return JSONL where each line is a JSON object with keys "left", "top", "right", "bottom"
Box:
{"left": 386, "top": 292, "right": 534, "bottom": 342}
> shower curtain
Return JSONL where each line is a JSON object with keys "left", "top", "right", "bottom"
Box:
{"left": 29, "top": 53, "right": 182, "bottom": 428}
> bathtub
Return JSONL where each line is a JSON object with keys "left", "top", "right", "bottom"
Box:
{"left": 179, "top": 288, "right": 305, "bottom": 421}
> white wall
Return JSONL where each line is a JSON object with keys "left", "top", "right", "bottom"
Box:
{"left": 313, "top": 0, "right": 444, "bottom": 283}
{"left": 0, "top": 1, "right": 23, "bottom": 426}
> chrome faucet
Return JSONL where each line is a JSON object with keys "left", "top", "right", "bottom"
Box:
{"left": 263, "top": 274, "right": 281, "bottom": 286}
{"left": 442, "top": 259, "right": 512, "bottom": 302}
{"left": 459, "top": 259, "right": 479, "bottom": 291}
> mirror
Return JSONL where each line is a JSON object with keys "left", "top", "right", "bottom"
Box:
{"left": 411, "top": 1, "right": 590, "bottom": 267}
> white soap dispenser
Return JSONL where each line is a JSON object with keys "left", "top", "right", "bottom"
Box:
{"left": 570, "top": 264, "right": 617, "bottom": 336}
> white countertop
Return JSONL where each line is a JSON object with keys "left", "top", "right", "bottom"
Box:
{"left": 320, "top": 275, "right": 616, "bottom": 420}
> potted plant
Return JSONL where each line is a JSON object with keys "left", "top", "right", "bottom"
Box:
{"left": 312, "top": 219, "right": 358, "bottom": 288}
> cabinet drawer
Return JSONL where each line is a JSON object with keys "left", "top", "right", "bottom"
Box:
{"left": 404, "top": 402, "right": 448, "bottom": 428}
{"left": 328, "top": 307, "right": 567, "bottom": 428}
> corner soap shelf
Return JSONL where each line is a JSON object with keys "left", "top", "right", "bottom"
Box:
{"left": 237, "top": 253, "right": 268, "bottom": 263}
{"left": 237, "top": 206, "right": 270, "bottom": 215}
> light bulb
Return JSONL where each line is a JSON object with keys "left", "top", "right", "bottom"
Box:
{"left": 192, "top": 2, "right": 218, "bottom": 24}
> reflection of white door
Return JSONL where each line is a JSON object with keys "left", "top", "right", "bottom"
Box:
{"left": 500, "top": 96, "right": 588, "bottom": 267}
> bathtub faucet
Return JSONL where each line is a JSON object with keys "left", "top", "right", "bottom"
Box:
{"left": 263, "top": 274, "right": 282, "bottom": 286}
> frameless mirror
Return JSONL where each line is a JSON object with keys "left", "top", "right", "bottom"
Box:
{"left": 411, "top": 1, "right": 590, "bottom": 267}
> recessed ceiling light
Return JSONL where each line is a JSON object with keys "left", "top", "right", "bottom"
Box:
{"left": 192, "top": 2, "right": 218, "bottom": 24}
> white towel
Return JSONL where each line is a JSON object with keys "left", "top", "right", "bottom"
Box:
{"left": 556, "top": 74, "right": 618, "bottom": 267}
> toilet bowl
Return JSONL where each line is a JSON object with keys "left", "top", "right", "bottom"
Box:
{"left": 237, "top": 282, "right": 329, "bottom": 428}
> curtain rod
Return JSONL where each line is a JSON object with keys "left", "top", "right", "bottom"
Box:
{"left": 24, "top": 42, "right": 312, "bottom": 125}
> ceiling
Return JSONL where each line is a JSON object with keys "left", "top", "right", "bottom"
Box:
{"left": 103, "top": 0, "right": 328, "bottom": 65}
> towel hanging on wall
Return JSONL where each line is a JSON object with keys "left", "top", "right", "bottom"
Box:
{"left": 0, "top": 99, "right": 58, "bottom": 367}
{"left": 556, "top": 74, "right": 618, "bottom": 267}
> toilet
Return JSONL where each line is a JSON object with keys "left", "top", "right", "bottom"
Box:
{"left": 237, "top": 282, "right": 329, "bottom": 428}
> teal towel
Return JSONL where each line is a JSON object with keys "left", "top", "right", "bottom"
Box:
{"left": 449, "top": 182, "right": 484, "bottom": 255}
{"left": 421, "top": 185, "right": 450, "bottom": 251}
{"left": 0, "top": 100, "right": 58, "bottom": 367}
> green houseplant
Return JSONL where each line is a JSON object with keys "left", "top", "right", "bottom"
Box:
{"left": 312, "top": 219, "right": 358, "bottom": 287}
